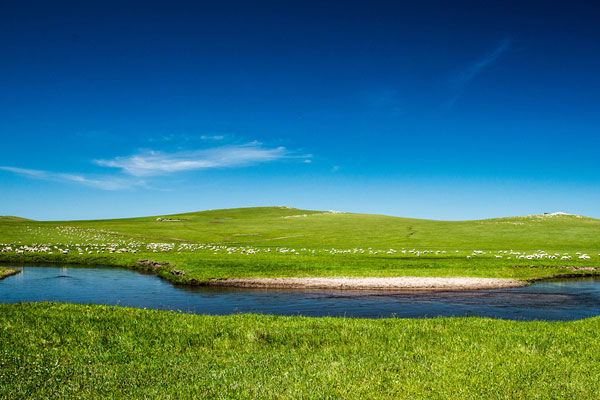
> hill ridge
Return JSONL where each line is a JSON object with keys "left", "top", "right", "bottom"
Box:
{"left": 0, "top": 216, "right": 34, "bottom": 221}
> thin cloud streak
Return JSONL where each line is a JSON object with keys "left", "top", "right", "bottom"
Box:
{"left": 0, "top": 166, "right": 146, "bottom": 191}
{"left": 447, "top": 38, "right": 511, "bottom": 107}
{"left": 1, "top": 142, "right": 311, "bottom": 190}
{"left": 95, "top": 142, "right": 296, "bottom": 177}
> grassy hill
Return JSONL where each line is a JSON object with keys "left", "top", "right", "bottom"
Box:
{"left": 1, "top": 207, "right": 599, "bottom": 281}
{"left": 3, "top": 206, "right": 599, "bottom": 250}
{"left": 0, "top": 216, "right": 33, "bottom": 222}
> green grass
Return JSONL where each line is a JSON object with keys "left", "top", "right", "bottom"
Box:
{"left": 0, "top": 267, "right": 18, "bottom": 280}
{"left": 1, "top": 302, "right": 599, "bottom": 399}
{"left": 2, "top": 210, "right": 600, "bottom": 398}
{"left": 0, "top": 216, "right": 33, "bottom": 222}
{"left": 1, "top": 206, "right": 599, "bottom": 282}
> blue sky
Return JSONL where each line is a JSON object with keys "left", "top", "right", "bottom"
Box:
{"left": 1, "top": 0, "right": 599, "bottom": 220}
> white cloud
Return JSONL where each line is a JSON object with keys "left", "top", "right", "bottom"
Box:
{"left": 200, "top": 135, "right": 225, "bottom": 141}
{"left": 447, "top": 38, "right": 511, "bottom": 107}
{"left": 94, "top": 142, "right": 293, "bottom": 177}
{"left": 1, "top": 141, "right": 312, "bottom": 191}
{"left": 0, "top": 166, "right": 46, "bottom": 178}
{"left": 147, "top": 133, "right": 227, "bottom": 143}
{"left": 0, "top": 166, "right": 145, "bottom": 191}
{"left": 457, "top": 39, "right": 510, "bottom": 84}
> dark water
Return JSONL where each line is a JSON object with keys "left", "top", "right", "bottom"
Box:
{"left": 2, "top": 265, "right": 600, "bottom": 320}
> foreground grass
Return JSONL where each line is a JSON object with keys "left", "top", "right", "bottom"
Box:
{"left": 1, "top": 207, "right": 599, "bottom": 283}
{"left": 1, "top": 303, "right": 599, "bottom": 399}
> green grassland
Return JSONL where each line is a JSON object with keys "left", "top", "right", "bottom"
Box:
{"left": 1, "top": 302, "right": 599, "bottom": 399}
{"left": 1, "top": 207, "right": 599, "bottom": 283}
{"left": 2, "top": 210, "right": 600, "bottom": 399}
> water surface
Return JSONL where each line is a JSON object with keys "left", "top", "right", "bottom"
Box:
{"left": 2, "top": 265, "right": 600, "bottom": 320}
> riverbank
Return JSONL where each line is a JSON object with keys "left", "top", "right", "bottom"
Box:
{"left": 4, "top": 254, "right": 600, "bottom": 293}
{"left": 207, "top": 276, "right": 528, "bottom": 290}
{"left": 3, "top": 251, "right": 600, "bottom": 289}
{"left": 7, "top": 265, "right": 600, "bottom": 320}
{"left": 1, "top": 207, "right": 600, "bottom": 287}
{"left": 1, "top": 302, "right": 599, "bottom": 399}
{"left": 0, "top": 268, "right": 19, "bottom": 280}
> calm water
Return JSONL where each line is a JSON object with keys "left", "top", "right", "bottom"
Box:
{"left": 2, "top": 265, "right": 600, "bottom": 320}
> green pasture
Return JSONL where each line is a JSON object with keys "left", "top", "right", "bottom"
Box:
{"left": 1, "top": 302, "right": 599, "bottom": 399}
{"left": 2, "top": 209, "right": 600, "bottom": 399}
{"left": 1, "top": 207, "right": 599, "bottom": 282}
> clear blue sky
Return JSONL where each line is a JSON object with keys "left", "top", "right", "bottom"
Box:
{"left": 1, "top": 1, "right": 599, "bottom": 220}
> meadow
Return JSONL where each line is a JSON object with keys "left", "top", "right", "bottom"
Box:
{"left": 1, "top": 302, "right": 600, "bottom": 399}
{"left": 1, "top": 207, "right": 599, "bottom": 284}
{"left": 2, "top": 207, "right": 600, "bottom": 399}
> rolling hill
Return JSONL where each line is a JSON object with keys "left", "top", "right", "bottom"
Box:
{"left": 3, "top": 206, "right": 598, "bottom": 251}
{"left": 1, "top": 207, "right": 598, "bottom": 281}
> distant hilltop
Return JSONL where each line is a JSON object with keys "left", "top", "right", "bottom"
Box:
{"left": 0, "top": 207, "right": 593, "bottom": 222}
{"left": 540, "top": 212, "right": 582, "bottom": 218}
{"left": 0, "top": 216, "right": 34, "bottom": 221}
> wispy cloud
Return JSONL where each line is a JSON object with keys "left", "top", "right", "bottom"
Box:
{"left": 146, "top": 133, "right": 226, "bottom": 143}
{"left": 447, "top": 38, "right": 511, "bottom": 107}
{"left": 95, "top": 142, "right": 295, "bottom": 177}
{"left": 200, "top": 135, "right": 225, "bottom": 141}
{"left": 0, "top": 166, "right": 146, "bottom": 190}
{"left": 366, "top": 89, "right": 404, "bottom": 118}
{"left": 1, "top": 141, "right": 311, "bottom": 190}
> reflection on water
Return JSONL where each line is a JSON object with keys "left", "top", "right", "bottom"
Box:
{"left": 2, "top": 265, "right": 600, "bottom": 321}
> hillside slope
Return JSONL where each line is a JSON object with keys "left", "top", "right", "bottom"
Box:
{"left": 0, "top": 216, "right": 33, "bottom": 222}
{"left": 1, "top": 207, "right": 598, "bottom": 282}
{"left": 4, "top": 206, "right": 597, "bottom": 251}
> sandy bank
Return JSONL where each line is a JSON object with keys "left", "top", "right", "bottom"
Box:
{"left": 207, "top": 276, "right": 528, "bottom": 290}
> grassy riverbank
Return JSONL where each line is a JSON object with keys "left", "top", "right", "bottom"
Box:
{"left": 1, "top": 302, "right": 599, "bottom": 399}
{"left": 1, "top": 207, "right": 599, "bottom": 283}
{"left": 0, "top": 267, "right": 18, "bottom": 280}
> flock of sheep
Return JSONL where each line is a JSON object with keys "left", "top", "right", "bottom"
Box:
{"left": 0, "top": 225, "right": 597, "bottom": 261}
{"left": 468, "top": 249, "right": 593, "bottom": 260}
